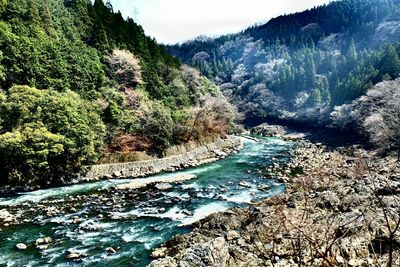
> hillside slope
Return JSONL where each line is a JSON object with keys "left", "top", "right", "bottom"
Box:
{"left": 0, "top": 0, "right": 236, "bottom": 186}
{"left": 167, "top": 0, "right": 400, "bottom": 126}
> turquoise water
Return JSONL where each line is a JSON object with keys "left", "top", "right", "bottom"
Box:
{"left": 0, "top": 136, "right": 293, "bottom": 266}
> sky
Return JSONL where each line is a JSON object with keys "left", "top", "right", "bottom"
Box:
{"left": 106, "top": 0, "right": 333, "bottom": 44}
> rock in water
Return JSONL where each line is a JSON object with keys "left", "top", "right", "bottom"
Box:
{"left": 239, "top": 181, "right": 252, "bottom": 188}
{"left": 66, "top": 252, "right": 83, "bottom": 260}
{"left": 155, "top": 183, "right": 173, "bottom": 190}
{"left": 0, "top": 209, "right": 11, "bottom": 219}
{"left": 105, "top": 247, "right": 117, "bottom": 254}
{"left": 35, "top": 237, "right": 53, "bottom": 246}
{"left": 182, "top": 209, "right": 193, "bottom": 216}
{"left": 16, "top": 243, "right": 27, "bottom": 250}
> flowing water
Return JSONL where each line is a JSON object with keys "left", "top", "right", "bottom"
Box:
{"left": 0, "top": 136, "right": 293, "bottom": 267}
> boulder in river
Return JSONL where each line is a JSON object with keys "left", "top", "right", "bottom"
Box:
{"left": 35, "top": 237, "right": 53, "bottom": 246}
{"left": 16, "top": 243, "right": 27, "bottom": 250}
{"left": 105, "top": 247, "right": 117, "bottom": 254}
{"left": 155, "top": 183, "right": 173, "bottom": 190}
{"left": 66, "top": 251, "right": 87, "bottom": 260}
{"left": 0, "top": 209, "right": 11, "bottom": 219}
{"left": 239, "top": 181, "right": 252, "bottom": 188}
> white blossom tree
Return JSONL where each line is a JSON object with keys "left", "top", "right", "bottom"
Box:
{"left": 106, "top": 49, "right": 143, "bottom": 88}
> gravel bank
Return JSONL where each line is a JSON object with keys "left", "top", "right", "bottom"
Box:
{"left": 148, "top": 138, "right": 400, "bottom": 267}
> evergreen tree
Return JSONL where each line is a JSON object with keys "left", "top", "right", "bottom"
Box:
{"left": 379, "top": 44, "right": 400, "bottom": 78}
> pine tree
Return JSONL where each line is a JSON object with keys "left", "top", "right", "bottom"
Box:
{"left": 347, "top": 38, "right": 358, "bottom": 61}
{"left": 305, "top": 56, "right": 317, "bottom": 89}
{"left": 28, "top": 0, "right": 40, "bottom": 24}
{"left": 320, "top": 76, "right": 331, "bottom": 104}
{"left": 380, "top": 45, "right": 400, "bottom": 79}
{"left": 309, "top": 88, "right": 322, "bottom": 106}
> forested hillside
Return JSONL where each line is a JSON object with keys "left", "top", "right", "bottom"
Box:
{"left": 0, "top": 0, "right": 236, "bottom": 186}
{"left": 167, "top": 0, "right": 400, "bottom": 126}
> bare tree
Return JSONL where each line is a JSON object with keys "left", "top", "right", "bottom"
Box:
{"left": 331, "top": 78, "right": 400, "bottom": 156}
{"left": 187, "top": 94, "right": 237, "bottom": 140}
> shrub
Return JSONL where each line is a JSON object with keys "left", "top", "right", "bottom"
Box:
{"left": 0, "top": 85, "right": 106, "bottom": 185}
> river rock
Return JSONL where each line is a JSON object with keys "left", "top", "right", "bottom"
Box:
{"left": 3, "top": 217, "right": 13, "bottom": 223}
{"left": 155, "top": 183, "right": 173, "bottom": 190}
{"left": 239, "top": 181, "right": 252, "bottom": 188}
{"left": 66, "top": 252, "right": 80, "bottom": 260}
{"left": 110, "top": 215, "right": 122, "bottom": 220}
{"left": 0, "top": 209, "right": 11, "bottom": 219}
{"left": 151, "top": 247, "right": 167, "bottom": 258}
{"left": 72, "top": 216, "right": 81, "bottom": 224}
{"left": 257, "top": 184, "right": 270, "bottom": 191}
{"left": 148, "top": 257, "right": 177, "bottom": 267}
{"left": 16, "top": 243, "right": 27, "bottom": 250}
{"left": 36, "top": 237, "right": 53, "bottom": 246}
{"left": 112, "top": 171, "right": 122, "bottom": 178}
{"left": 182, "top": 209, "right": 193, "bottom": 216}
{"left": 158, "top": 208, "right": 166, "bottom": 213}
{"left": 66, "top": 251, "right": 86, "bottom": 260}
{"left": 105, "top": 247, "right": 117, "bottom": 254}
{"left": 226, "top": 230, "right": 240, "bottom": 240}
{"left": 36, "top": 244, "right": 50, "bottom": 250}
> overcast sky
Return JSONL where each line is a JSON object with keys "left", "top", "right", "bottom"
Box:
{"left": 106, "top": 0, "right": 333, "bottom": 44}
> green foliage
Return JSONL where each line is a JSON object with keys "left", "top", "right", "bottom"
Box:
{"left": 142, "top": 103, "right": 174, "bottom": 155}
{"left": 0, "top": 0, "right": 7, "bottom": 14}
{"left": 0, "top": 0, "right": 231, "bottom": 186}
{"left": 0, "top": 123, "right": 65, "bottom": 185}
{"left": 379, "top": 45, "right": 400, "bottom": 79}
{"left": 308, "top": 88, "right": 322, "bottom": 106}
{"left": 0, "top": 85, "right": 106, "bottom": 185}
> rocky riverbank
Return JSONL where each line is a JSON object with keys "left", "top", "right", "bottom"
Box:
{"left": 148, "top": 138, "right": 400, "bottom": 266}
{"left": 0, "top": 135, "right": 290, "bottom": 266}
{"left": 77, "top": 136, "right": 244, "bottom": 182}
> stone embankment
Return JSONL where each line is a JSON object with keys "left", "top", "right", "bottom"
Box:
{"left": 77, "top": 136, "right": 243, "bottom": 182}
{"left": 149, "top": 137, "right": 400, "bottom": 266}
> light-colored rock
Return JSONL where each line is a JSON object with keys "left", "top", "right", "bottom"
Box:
{"left": 239, "top": 181, "right": 252, "bottom": 188}
{"left": 151, "top": 247, "right": 167, "bottom": 258}
{"left": 117, "top": 174, "right": 197, "bottom": 190}
{"left": 0, "top": 209, "right": 11, "bottom": 219}
{"left": 105, "top": 247, "right": 117, "bottom": 254}
{"left": 148, "top": 256, "right": 177, "bottom": 267}
{"left": 348, "top": 258, "right": 364, "bottom": 266}
{"left": 16, "top": 243, "right": 27, "bottom": 250}
{"left": 155, "top": 183, "right": 173, "bottom": 190}
{"left": 66, "top": 252, "right": 82, "bottom": 260}
{"left": 226, "top": 230, "right": 240, "bottom": 241}
{"left": 35, "top": 237, "right": 52, "bottom": 246}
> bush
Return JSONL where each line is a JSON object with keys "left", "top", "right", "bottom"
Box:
{"left": 0, "top": 85, "right": 106, "bottom": 185}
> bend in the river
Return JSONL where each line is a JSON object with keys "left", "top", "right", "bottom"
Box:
{"left": 0, "top": 136, "right": 293, "bottom": 267}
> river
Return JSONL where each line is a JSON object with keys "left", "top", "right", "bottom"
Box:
{"left": 0, "top": 136, "right": 293, "bottom": 266}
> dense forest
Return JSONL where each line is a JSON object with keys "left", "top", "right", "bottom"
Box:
{"left": 167, "top": 0, "right": 400, "bottom": 126}
{"left": 0, "top": 0, "right": 236, "bottom": 186}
